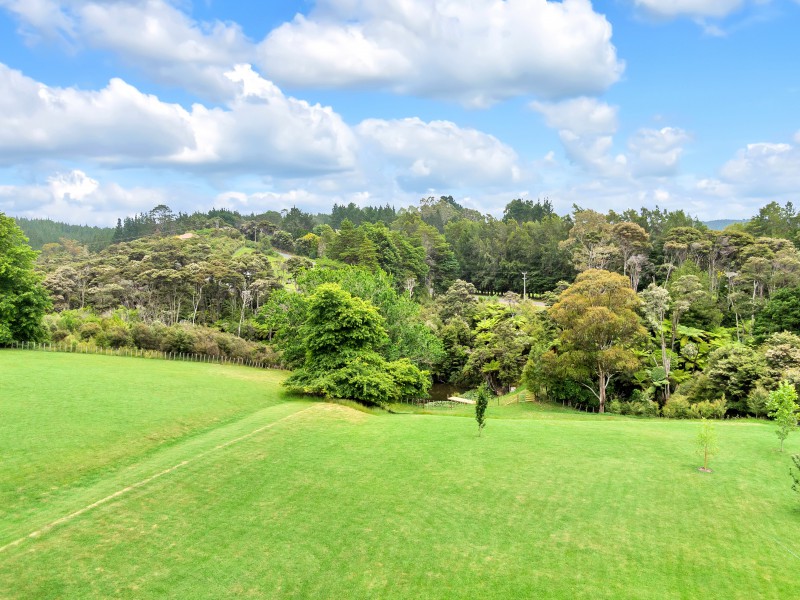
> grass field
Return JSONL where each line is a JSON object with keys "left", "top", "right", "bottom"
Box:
{"left": 2, "top": 350, "right": 800, "bottom": 598}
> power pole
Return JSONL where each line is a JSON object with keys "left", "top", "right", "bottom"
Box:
{"left": 522, "top": 272, "right": 528, "bottom": 301}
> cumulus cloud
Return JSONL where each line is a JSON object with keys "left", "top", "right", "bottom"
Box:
{"left": 718, "top": 139, "right": 800, "bottom": 195}
{"left": 0, "top": 170, "right": 169, "bottom": 224}
{"left": 628, "top": 127, "right": 691, "bottom": 177}
{"left": 633, "top": 0, "right": 745, "bottom": 19}
{"left": 531, "top": 98, "right": 627, "bottom": 176}
{"left": 0, "top": 63, "right": 195, "bottom": 163}
{"left": 531, "top": 97, "right": 619, "bottom": 136}
{"left": 259, "top": 0, "right": 624, "bottom": 106}
{"left": 355, "top": 117, "right": 521, "bottom": 191}
{"left": 174, "top": 65, "right": 358, "bottom": 176}
{"left": 0, "top": 0, "right": 250, "bottom": 99}
{"left": 0, "top": 62, "right": 358, "bottom": 177}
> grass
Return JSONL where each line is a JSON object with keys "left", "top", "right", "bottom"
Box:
{"left": 2, "top": 351, "right": 800, "bottom": 598}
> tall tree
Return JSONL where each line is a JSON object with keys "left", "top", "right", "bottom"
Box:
{"left": 545, "top": 269, "right": 646, "bottom": 413}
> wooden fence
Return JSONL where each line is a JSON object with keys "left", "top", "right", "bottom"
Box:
{"left": 2, "top": 340, "right": 284, "bottom": 371}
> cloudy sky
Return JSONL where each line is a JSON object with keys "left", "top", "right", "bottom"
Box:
{"left": 0, "top": 0, "right": 798, "bottom": 225}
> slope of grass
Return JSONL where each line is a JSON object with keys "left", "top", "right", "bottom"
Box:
{"left": 0, "top": 351, "right": 292, "bottom": 540}
{"left": 2, "top": 352, "right": 800, "bottom": 598}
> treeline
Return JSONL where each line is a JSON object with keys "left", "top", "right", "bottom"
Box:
{"left": 16, "top": 218, "right": 114, "bottom": 250}
{"left": 14, "top": 195, "right": 800, "bottom": 417}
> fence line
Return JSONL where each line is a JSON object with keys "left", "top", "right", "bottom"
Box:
{"left": 3, "top": 341, "right": 285, "bottom": 371}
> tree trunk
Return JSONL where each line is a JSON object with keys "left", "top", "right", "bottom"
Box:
{"left": 598, "top": 369, "right": 607, "bottom": 414}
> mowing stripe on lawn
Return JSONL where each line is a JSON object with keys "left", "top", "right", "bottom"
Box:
{"left": 0, "top": 404, "right": 316, "bottom": 554}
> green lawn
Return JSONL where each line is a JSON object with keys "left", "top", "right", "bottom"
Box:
{"left": 2, "top": 350, "right": 800, "bottom": 598}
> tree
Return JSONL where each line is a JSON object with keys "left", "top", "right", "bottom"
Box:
{"left": 768, "top": 381, "right": 799, "bottom": 452}
{"left": 475, "top": 384, "right": 490, "bottom": 436}
{"left": 561, "top": 210, "right": 617, "bottom": 272}
{"left": 640, "top": 283, "right": 672, "bottom": 400}
{"left": 754, "top": 286, "right": 800, "bottom": 341}
{"left": 545, "top": 269, "right": 646, "bottom": 413}
{"left": 611, "top": 222, "right": 650, "bottom": 281}
{"left": 283, "top": 283, "right": 430, "bottom": 406}
{"left": 696, "top": 418, "right": 718, "bottom": 472}
{"left": 0, "top": 214, "right": 51, "bottom": 343}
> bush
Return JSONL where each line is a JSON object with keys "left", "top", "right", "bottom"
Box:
{"left": 131, "top": 323, "right": 161, "bottom": 350}
{"left": 688, "top": 398, "right": 727, "bottom": 419}
{"left": 663, "top": 395, "right": 692, "bottom": 419}
{"left": 51, "top": 329, "right": 70, "bottom": 342}
{"left": 747, "top": 386, "right": 770, "bottom": 418}
{"left": 78, "top": 322, "right": 102, "bottom": 341}
{"left": 161, "top": 327, "right": 196, "bottom": 354}
{"left": 106, "top": 325, "right": 132, "bottom": 348}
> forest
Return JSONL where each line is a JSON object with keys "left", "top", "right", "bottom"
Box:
{"left": 6, "top": 196, "right": 800, "bottom": 417}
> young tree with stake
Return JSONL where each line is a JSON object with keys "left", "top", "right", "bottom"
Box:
{"left": 697, "top": 418, "right": 718, "bottom": 473}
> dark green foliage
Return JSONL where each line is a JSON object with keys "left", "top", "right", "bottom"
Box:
{"left": 754, "top": 287, "right": 800, "bottom": 340}
{"left": 475, "top": 384, "right": 490, "bottom": 435}
{"left": 0, "top": 214, "right": 51, "bottom": 343}
{"left": 284, "top": 284, "right": 430, "bottom": 406}
{"left": 15, "top": 218, "right": 114, "bottom": 250}
{"left": 329, "top": 202, "right": 396, "bottom": 229}
{"left": 706, "top": 344, "right": 766, "bottom": 413}
{"left": 270, "top": 230, "right": 295, "bottom": 252}
{"left": 502, "top": 198, "right": 554, "bottom": 224}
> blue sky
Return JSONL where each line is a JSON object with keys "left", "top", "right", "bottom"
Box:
{"left": 0, "top": 0, "right": 798, "bottom": 225}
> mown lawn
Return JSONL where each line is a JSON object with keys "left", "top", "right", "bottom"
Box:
{"left": 2, "top": 351, "right": 800, "bottom": 598}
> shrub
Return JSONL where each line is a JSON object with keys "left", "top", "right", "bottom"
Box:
{"left": 161, "top": 327, "right": 196, "bottom": 354}
{"left": 131, "top": 323, "right": 160, "bottom": 350}
{"left": 106, "top": 325, "right": 132, "bottom": 349}
{"left": 78, "top": 322, "right": 102, "bottom": 341}
{"left": 51, "top": 329, "right": 70, "bottom": 342}
{"left": 662, "top": 395, "right": 691, "bottom": 419}
{"left": 746, "top": 386, "right": 770, "bottom": 418}
{"left": 688, "top": 398, "right": 727, "bottom": 419}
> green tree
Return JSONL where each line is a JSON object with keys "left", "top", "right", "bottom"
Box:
{"left": 284, "top": 283, "right": 429, "bottom": 406}
{"left": 475, "top": 384, "right": 490, "bottom": 436}
{"left": 768, "top": 381, "right": 799, "bottom": 452}
{"left": 754, "top": 286, "right": 800, "bottom": 340}
{"left": 696, "top": 418, "right": 718, "bottom": 472}
{"left": 545, "top": 269, "right": 646, "bottom": 413}
{"left": 0, "top": 214, "right": 51, "bottom": 343}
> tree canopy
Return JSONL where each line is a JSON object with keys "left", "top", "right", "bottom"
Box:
{"left": 0, "top": 213, "right": 50, "bottom": 343}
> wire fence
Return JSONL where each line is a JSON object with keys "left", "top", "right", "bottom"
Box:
{"left": 3, "top": 340, "right": 285, "bottom": 371}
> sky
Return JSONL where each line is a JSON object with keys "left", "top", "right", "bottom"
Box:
{"left": 0, "top": 0, "right": 798, "bottom": 225}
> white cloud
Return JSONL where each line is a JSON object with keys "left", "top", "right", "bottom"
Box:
{"left": 356, "top": 117, "right": 521, "bottom": 191}
{"left": 0, "top": 63, "right": 195, "bottom": 163}
{"left": 173, "top": 65, "right": 358, "bottom": 176}
{"left": 628, "top": 127, "right": 691, "bottom": 177}
{"left": 0, "top": 170, "right": 169, "bottom": 224}
{"left": 0, "top": 62, "right": 358, "bottom": 177}
{"left": 0, "top": 0, "right": 250, "bottom": 99}
{"left": 0, "top": 0, "right": 73, "bottom": 40}
{"left": 531, "top": 97, "right": 618, "bottom": 136}
{"left": 531, "top": 98, "right": 627, "bottom": 176}
{"left": 718, "top": 140, "right": 800, "bottom": 195}
{"left": 259, "top": 0, "right": 624, "bottom": 106}
{"left": 633, "top": 0, "right": 745, "bottom": 19}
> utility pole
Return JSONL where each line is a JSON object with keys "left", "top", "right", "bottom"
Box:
{"left": 522, "top": 272, "right": 528, "bottom": 301}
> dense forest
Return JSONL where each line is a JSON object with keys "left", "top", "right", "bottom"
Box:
{"left": 6, "top": 196, "right": 800, "bottom": 417}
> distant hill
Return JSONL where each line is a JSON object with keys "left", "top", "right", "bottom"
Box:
{"left": 13, "top": 217, "right": 115, "bottom": 250}
{"left": 703, "top": 219, "right": 748, "bottom": 231}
